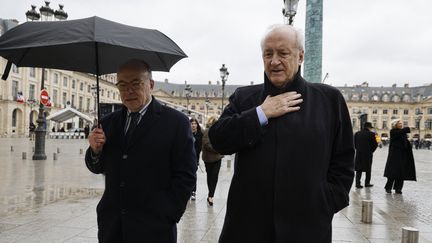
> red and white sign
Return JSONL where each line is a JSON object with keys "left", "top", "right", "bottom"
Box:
{"left": 40, "top": 89, "right": 49, "bottom": 106}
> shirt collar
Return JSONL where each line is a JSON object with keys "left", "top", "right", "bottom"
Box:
{"left": 126, "top": 96, "right": 152, "bottom": 117}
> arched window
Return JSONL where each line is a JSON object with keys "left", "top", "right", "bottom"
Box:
{"left": 12, "top": 109, "right": 18, "bottom": 127}
{"left": 382, "top": 94, "right": 390, "bottom": 102}
{"left": 372, "top": 95, "right": 380, "bottom": 101}
{"left": 392, "top": 95, "right": 401, "bottom": 102}
{"left": 351, "top": 93, "right": 359, "bottom": 101}
{"left": 402, "top": 94, "right": 411, "bottom": 102}
{"left": 361, "top": 94, "right": 369, "bottom": 102}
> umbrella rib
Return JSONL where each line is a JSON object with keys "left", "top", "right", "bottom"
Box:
{"left": 154, "top": 52, "right": 169, "bottom": 71}
{"left": 16, "top": 48, "right": 31, "bottom": 66}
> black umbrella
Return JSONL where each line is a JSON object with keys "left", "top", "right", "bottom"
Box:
{"left": 0, "top": 16, "right": 187, "bottom": 122}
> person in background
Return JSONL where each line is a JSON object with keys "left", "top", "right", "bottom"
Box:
{"left": 85, "top": 59, "right": 196, "bottom": 243}
{"left": 202, "top": 116, "right": 224, "bottom": 206}
{"left": 190, "top": 117, "right": 203, "bottom": 201}
{"left": 354, "top": 122, "right": 378, "bottom": 188}
{"left": 208, "top": 24, "right": 354, "bottom": 242}
{"left": 383, "top": 119, "right": 416, "bottom": 194}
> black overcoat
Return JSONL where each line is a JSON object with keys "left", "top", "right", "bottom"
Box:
{"left": 209, "top": 72, "right": 355, "bottom": 243}
{"left": 354, "top": 128, "right": 378, "bottom": 172}
{"left": 85, "top": 98, "right": 197, "bottom": 243}
{"left": 384, "top": 127, "right": 416, "bottom": 181}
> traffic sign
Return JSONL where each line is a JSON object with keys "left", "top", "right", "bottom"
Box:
{"left": 40, "top": 89, "right": 49, "bottom": 106}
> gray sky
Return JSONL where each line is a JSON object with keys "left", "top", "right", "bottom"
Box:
{"left": 1, "top": 0, "right": 432, "bottom": 87}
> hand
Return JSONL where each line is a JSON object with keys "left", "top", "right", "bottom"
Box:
{"left": 261, "top": 92, "right": 303, "bottom": 119}
{"left": 88, "top": 126, "right": 105, "bottom": 154}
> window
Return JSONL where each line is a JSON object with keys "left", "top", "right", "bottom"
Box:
{"left": 52, "top": 89, "right": 58, "bottom": 104}
{"left": 351, "top": 94, "right": 359, "bottom": 101}
{"left": 80, "top": 82, "right": 84, "bottom": 91}
{"left": 29, "top": 84, "right": 35, "bottom": 100}
{"left": 12, "top": 109, "right": 18, "bottom": 127}
{"left": 79, "top": 96, "right": 83, "bottom": 110}
{"left": 372, "top": 109, "right": 378, "bottom": 114}
{"left": 101, "top": 89, "right": 104, "bottom": 97}
{"left": 403, "top": 94, "right": 411, "bottom": 102}
{"left": 29, "top": 68, "right": 36, "bottom": 78}
{"left": 392, "top": 95, "right": 400, "bottom": 102}
{"left": 352, "top": 118, "right": 357, "bottom": 129}
{"left": 382, "top": 121, "right": 388, "bottom": 129}
{"left": 12, "top": 64, "right": 19, "bottom": 74}
{"left": 372, "top": 119, "right": 377, "bottom": 128}
{"left": 372, "top": 95, "right": 380, "bottom": 101}
{"left": 88, "top": 85, "right": 91, "bottom": 93}
{"left": 383, "top": 109, "right": 388, "bottom": 115}
{"left": 428, "top": 107, "right": 432, "bottom": 115}
{"left": 426, "top": 119, "right": 432, "bottom": 130}
{"left": 113, "top": 93, "right": 116, "bottom": 100}
{"left": 62, "top": 92, "right": 67, "bottom": 106}
{"left": 53, "top": 73, "right": 59, "bottom": 84}
{"left": 107, "top": 91, "right": 110, "bottom": 98}
{"left": 63, "top": 77, "right": 68, "bottom": 87}
{"left": 86, "top": 98, "right": 91, "bottom": 111}
{"left": 72, "top": 80, "right": 76, "bottom": 89}
{"left": 403, "top": 109, "right": 409, "bottom": 115}
{"left": 12, "top": 80, "right": 19, "bottom": 98}
{"left": 71, "top": 94, "right": 75, "bottom": 107}
{"left": 382, "top": 94, "right": 390, "bottom": 102}
{"left": 393, "top": 109, "right": 398, "bottom": 115}
{"left": 403, "top": 121, "right": 408, "bottom": 127}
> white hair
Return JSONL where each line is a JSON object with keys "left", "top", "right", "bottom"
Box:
{"left": 260, "top": 24, "right": 304, "bottom": 51}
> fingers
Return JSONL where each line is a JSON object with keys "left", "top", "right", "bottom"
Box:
{"left": 89, "top": 127, "right": 105, "bottom": 153}
{"left": 261, "top": 91, "right": 303, "bottom": 119}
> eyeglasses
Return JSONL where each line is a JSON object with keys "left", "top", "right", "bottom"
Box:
{"left": 116, "top": 80, "right": 144, "bottom": 91}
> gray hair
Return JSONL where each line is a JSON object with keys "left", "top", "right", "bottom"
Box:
{"left": 260, "top": 24, "right": 304, "bottom": 51}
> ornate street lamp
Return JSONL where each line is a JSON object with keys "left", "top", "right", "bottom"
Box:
{"left": 205, "top": 94, "right": 210, "bottom": 124}
{"left": 184, "top": 84, "right": 192, "bottom": 115}
{"left": 26, "top": 2, "right": 68, "bottom": 160}
{"left": 282, "top": 0, "right": 299, "bottom": 25}
{"left": 219, "top": 64, "right": 229, "bottom": 113}
{"left": 416, "top": 110, "right": 423, "bottom": 140}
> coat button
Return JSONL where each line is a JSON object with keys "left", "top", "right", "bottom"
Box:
{"left": 122, "top": 154, "right": 128, "bottom": 159}
{"left": 120, "top": 182, "right": 125, "bottom": 187}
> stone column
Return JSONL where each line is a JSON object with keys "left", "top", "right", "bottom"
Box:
{"left": 304, "top": 0, "right": 323, "bottom": 83}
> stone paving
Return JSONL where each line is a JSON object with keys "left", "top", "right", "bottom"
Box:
{"left": 0, "top": 138, "right": 431, "bottom": 242}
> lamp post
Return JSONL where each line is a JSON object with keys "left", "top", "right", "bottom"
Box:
{"left": 219, "top": 64, "right": 229, "bottom": 113}
{"left": 205, "top": 94, "right": 210, "bottom": 125}
{"left": 416, "top": 111, "right": 423, "bottom": 141}
{"left": 26, "top": 2, "right": 68, "bottom": 160}
{"left": 184, "top": 84, "right": 192, "bottom": 115}
{"left": 282, "top": 0, "right": 299, "bottom": 25}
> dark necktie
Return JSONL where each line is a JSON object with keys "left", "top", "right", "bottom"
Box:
{"left": 125, "top": 112, "right": 140, "bottom": 144}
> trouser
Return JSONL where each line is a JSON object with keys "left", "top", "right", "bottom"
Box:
{"left": 192, "top": 155, "right": 200, "bottom": 193}
{"left": 355, "top": 171, "right": 371, "bottom": 185}
{"left": 385, "top": 178, "right": 404, "bottom": 192}
{"left": 204, "top": 160, "right": 221, "bottom": 197}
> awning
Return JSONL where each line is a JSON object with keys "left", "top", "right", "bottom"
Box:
{"left": 46, "top": 106, "right": 93, "bottom": 123}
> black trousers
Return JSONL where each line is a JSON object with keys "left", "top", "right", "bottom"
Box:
{"left": 385, "top": 178, "right": 404, "bottom": 192}
{"left": 192, "top": 153, "right": 200, "bottom": 193}
{"left": 355, "top": 171, "right": 371, "bottom": 186}
{"left": 204, "top": 160, "right": 221, "bottom": 197}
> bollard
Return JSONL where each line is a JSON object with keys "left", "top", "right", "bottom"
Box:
{"left": 361, "top": 200, "right": 373, "bottom": 223}
{"left": 79, "top": 148, "right": 83, "bottom": 155}
{"left": 22, "top": 152, "right": 27, "bottom": 160}
{"left": 53, "top": 153, "right": 58, "bottom": 160}
{"left": 227, "top": 159, "right": 231, "bottom": 168}
{"left": 402, "top": 227, "right": 419, "bottom": 243}
{"left": 57, "top": 147, "right": 60, "bottom": 153}
{"left": 10, "top": 146, "right": 13, "bottom": 152}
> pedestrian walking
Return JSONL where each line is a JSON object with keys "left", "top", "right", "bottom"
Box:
{"left": 384, "top": 119, "right": 416, "bottom": 194}
{"left": 354, "top": 122, "right": 378, "bottom": 188}
{"left": 209, "top": 24, "right": 354, "bottom": 242}
{"left": 202, "top": 116, "right": 223, "bottom": 206}
{"left": 190, "top": 117, "right": 203, "bottom": 201}
{"left": 85, "top": 59, "right": 196, "bottom": 242}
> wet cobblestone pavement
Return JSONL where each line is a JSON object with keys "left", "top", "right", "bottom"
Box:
{"left": 0, "top": 138, "right": 431, "bottom": 242}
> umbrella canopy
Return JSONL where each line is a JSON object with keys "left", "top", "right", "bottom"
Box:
{"left": 0, "top": 16, "right": 187, "bottom": 74}
{"left": 0, "top": 16, "right": 187, "bottom": 123}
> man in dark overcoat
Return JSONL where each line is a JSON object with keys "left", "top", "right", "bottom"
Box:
{"left": 354, "top": 122, "right": 378, "bottom": 188}
{"left": 85, "top": 59, "right": 197, "bottom": 243}
{"left": 209, "top": 25, "right": 354, "bottom": 243}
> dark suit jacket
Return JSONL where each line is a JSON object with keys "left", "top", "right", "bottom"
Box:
{"left": 85, "top": 97, "right": 197, "bottom": 243}
{"left": 354, "top": 128, "right": 378, "bottom": 172}
{"left": 209, "top": 71, "right": 354, "bottom": 243}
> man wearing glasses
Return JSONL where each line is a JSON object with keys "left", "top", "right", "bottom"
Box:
{"left": 85, "top": 59, "right": 197, "bottom": 243}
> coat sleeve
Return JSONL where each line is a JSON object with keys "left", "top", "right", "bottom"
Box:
{"left": 209, "top": 90, "right": 264, "bottom": 155}
{"left": 84, "top": 147, "right": 104, "bottom": 174}
{"left": 370, "top": 133, "right": 378, "bottom": 152}
{"left": 327, "top": 92, "right": 355, "bottom": 213}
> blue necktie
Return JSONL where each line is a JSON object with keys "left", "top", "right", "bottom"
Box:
{"left": 125, "top": 112, "right": 140, "bottom": 144}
